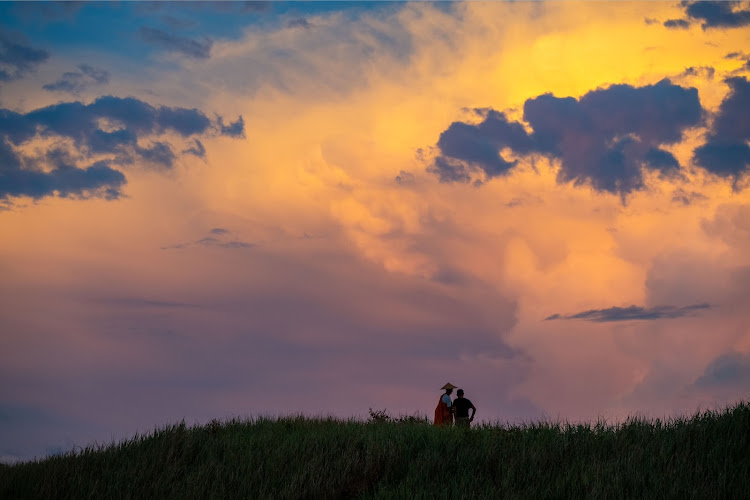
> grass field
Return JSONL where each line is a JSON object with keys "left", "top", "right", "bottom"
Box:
{"left": 1, "top": 402, "right": 748, "bottom": 499}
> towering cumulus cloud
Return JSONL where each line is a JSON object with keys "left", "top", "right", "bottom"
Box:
{"left": 0, "top": 96, "right": 244, "bottom": 201}
{"left": 431, "top": 80, "right": 702, "bottom": 196}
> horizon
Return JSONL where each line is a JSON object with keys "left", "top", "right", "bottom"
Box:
{"left": 2, "top": 0, "right": 750, "bottom": 463}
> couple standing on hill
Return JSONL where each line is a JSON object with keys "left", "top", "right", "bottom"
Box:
{"left": 434, "top": 382, "right": 476, "bottom": 428}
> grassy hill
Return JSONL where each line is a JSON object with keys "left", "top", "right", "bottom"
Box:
{"left": 1, "top": 402, "right": 748, "bottom": 499}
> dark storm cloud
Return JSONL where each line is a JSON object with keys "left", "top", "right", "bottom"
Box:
{"left": 0, "top": 109, "right": 35, "bottom": 144}
{"left": 429, "top": 156, "right": 472, "bottom": 183}
{"left": 162, "top": 228, "right": 254, "bottom": 250}
{"left": 183, "top": 139, "right": 206, "bottom": 158}
{"left": 432, "top": 110, "right": 532, "bottom": 181}
{"left": 725, "top": 51, "right": 748, "bottom": 60}
{"left": 680, "top": 66, "right": 715, "bottom": 79}
{"left": 43, "top": 64, "right": 110, "bottom": 94}
{"left": 0, "top": 29, "right": 49, "bottom": 82}
{"left": 139, "top": 27, "right": 213, "bottom": 59}
{"left": 701, "top": 77, "right": 750, "bottom": 147}
{"left": 724, "top": 51, "right": 750, "bottom": 70}
{"left": 672, "top": 188, "right": 707, "bottom": 205}
{"left": 195, "top": 236, "right": 254, "bottom": 249}
{"left": 682, "top": 1, "right": 750, "bottom": 30}
{"left": 5, "top": 95, "right": 238, "bottom": 146}
{"left": 216, "top": 240, "right": 255, "bottom": 249}
{"left": 137, "top": 141, "right": 176, "bottom": 168}
{"left": 157, "top": 107, "right": 212, "bottom": 136}
{"left": 195, "top": 234, "right": 255, "bottom": 248}
{"left": 219, "top": 116, "right": 245, "bottom": 138}
{"left": 3, "top": 146, "right": 125, "bottom": 200}
{"left": 395, "top": 170, "right": 415, "bottom": 185}
{"left": 431, "top": 80, "right": 702, "bottom": 196}
{"left": 0, "top": 154, "right": 125, "bottom": 200}
{"left": 664, "top": 19, "right": 691, "bottom": 29}
{"left": 545, "top": 303, "right": 710, "bottom": 322}
{"left": 0, "top": 96, "right": 243, "bottom": 201}
{"left": 693, "top": 77, "right": 750, "bottom": 178}
{"left": 694, "top": 352, "right": 750, "bottom": 388}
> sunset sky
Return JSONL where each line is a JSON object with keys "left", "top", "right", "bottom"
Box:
{"left": 2, "top": 1, "right": 750, "bottom": 462}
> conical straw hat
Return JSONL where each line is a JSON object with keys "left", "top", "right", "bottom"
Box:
{"left": 440, "top": 382, "right": 458, "bottom": 390}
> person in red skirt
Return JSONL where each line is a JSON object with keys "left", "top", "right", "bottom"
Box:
{"left": 434, "top": 382, "right": 457, "bottom": 426}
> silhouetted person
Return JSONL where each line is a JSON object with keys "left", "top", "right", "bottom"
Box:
{"left": 453, "top": 389, "right": 476, "bottom": 428}
{"left": 434, "top": 382, "right": 457, "bottom": 426}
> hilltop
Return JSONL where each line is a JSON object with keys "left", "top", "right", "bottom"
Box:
{"left": 1, "top": 402, "right": 749, "bottom": 498}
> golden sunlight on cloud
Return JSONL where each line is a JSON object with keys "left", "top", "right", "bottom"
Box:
{"left": 138, "top": 2, "right": 750, "bottom": 417}
{"left": 2, "top": 2, "right": 750, "bottom": 452}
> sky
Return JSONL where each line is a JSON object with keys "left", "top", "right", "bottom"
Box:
{"left": 1, "top": 0, "right": 750, "bottom": 462}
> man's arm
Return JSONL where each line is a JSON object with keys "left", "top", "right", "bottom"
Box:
{"left": 470, "top": 403, "right": 476, "bottom": 421}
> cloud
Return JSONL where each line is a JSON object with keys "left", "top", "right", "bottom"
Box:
{"left": 694, "top": 351, "right": 750, "bottom": 388}
{"left": 671, "top": 188, "right": 707, "bottom": 205}
{"left": 137, "top": 141, "right": 176, "bottom": 169}
{"left": 215, "top": 240, "right": 254, "bottom": 249}
{"left": 5, "top": 95, "right": 236, "bottom": 146}
{"left": 394, "top": 170, "right": 415, "bottom": 185}
{"left": 664, "top": 19, "right": 691, "bottom": 29}
{"left": 693, "top": 77, "right": 750, "bottom": 179}
{"left": 43, "top": 64, "right": 110, "bottom": 94}
{"left": 682, "top": 1, "right": 750, "bottom": 30}
{"left": 157, "top": 106, "right": 212, "bottom": 136}
{"left": 139, "top": 26, "right": 213, "bottom": 59}
{"left": 680, "top": 66, "right": 715, "bottom": 79}
{"left": 545, "top": 303, "right": 710, "bottom": 322}
{"left": 162, "top": 228, "right": 254, "bottom": 250}
{"left": 725, "top": 51, "right": 749, "bottom": 60}
{"left": 183, "top": 139, "right": 206, "bottom": 158}
{"left": 431, "top": 110, "right": 530, "bottom": 182}
{"left": 0, "top": 29, "right": 49, "bottom": 82}
{"left": 0, "top": 96, "right": 243, "bottom": 201}
{"left": 0, "top": 142, "right": 125, "bottom": 200}
{"left": 219, "top": 116, "right": 245, "bottom": 138}
{"left": 184, "top": 4, "right": 415, "bottom": 100}
{"left": 287, "top": 18, "right": 311, "bottom": 29}
{"left": 430, "top": 80, "right": 702, "bottom": 196}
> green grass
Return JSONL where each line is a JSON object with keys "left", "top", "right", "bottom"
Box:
{"left": 2, "top": 402, "right": 749, "bottom": 499}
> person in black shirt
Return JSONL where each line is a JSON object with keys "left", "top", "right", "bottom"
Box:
{"left": 453, "top": 389, "right": 476, "bottom": 428}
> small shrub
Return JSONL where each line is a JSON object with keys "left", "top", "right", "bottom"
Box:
{"left": 368, "top": 408, "right": 391, "bottom": 423}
